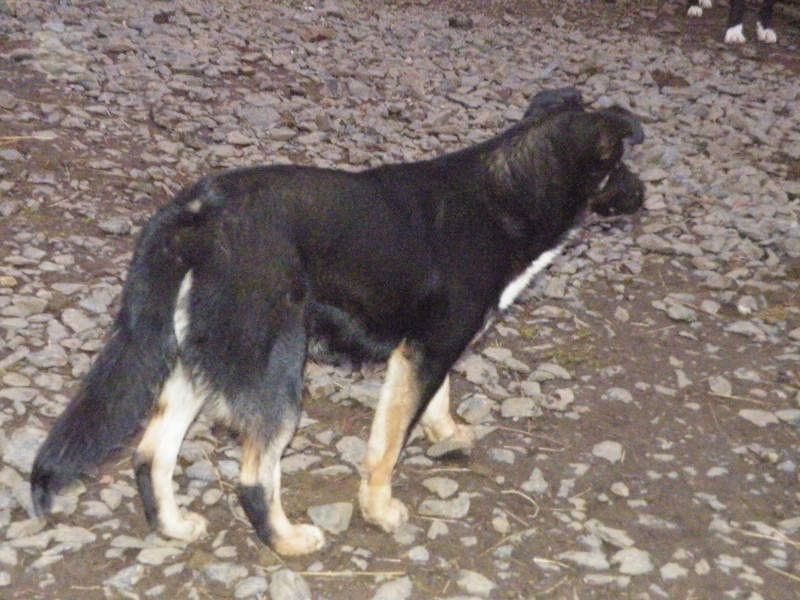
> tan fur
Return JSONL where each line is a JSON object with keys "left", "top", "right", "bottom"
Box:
{"left": 420, "top": 376, "right": 475, "bottom": 446}
{"left": 359, "top": 342, "right": 420, "bottom": 531}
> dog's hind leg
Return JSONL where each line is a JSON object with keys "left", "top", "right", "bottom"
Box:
{"left": 234, "top": 321, "right": 325, "bottom": 556}
{"left": 238, "top": 418, "right": 325, "bottom": 556}
{"left": 420, "top": 375, "right": 475, "bottom": 447}
{"left": 134, "top": 362, "right": 209, "bottom": 541}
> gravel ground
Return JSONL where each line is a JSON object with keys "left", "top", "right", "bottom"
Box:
{"left": 1, "top": 0, "right": 799, "bottom": 598}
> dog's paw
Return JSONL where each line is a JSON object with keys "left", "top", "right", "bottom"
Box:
{"left": 699, "top": 0, "right": 712, "bottom": 8}
{"left": 424, "top": 421, "right": 475, "bottom": 448}
{"left": 358, "top": 481, "right": 409, "bottom": 532}
{"left": 273, "top": 524, "right": 325, "bottom": 556}
{"left": 757, "top": 22, "right": 777, "bottom": 43}
{"left": 364, "top": 497, "right": 409, "bottom": 532}
{"left": 687, "top": 6, "right": 703, "bottom": 17}
{"left": 725, "top": 24, "right": 746, "bottom": 43}
{"left": 161, "top": 511, "right": 208, "bottom": 542}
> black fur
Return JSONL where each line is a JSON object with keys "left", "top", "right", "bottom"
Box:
{"left": 30, "top": 89, "right": 645, "bottom": 542}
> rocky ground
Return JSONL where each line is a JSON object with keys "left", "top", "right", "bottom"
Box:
{"left": 1, "top": 0, "right": 799, "bottom": 598}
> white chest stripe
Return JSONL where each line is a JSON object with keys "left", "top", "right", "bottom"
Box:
{"left": 498, "top": 244, "right": 564, "bottom": 309}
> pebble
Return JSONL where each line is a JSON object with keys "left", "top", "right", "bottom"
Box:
{"left": 612, "top": 547, "right": 654, "bottom": 575}
{"left": 455, "top": 570, "right": 496, "bottom": 598}
{"left": 592, "top": 441, "right": 624, "bottom": 463}
{"left": 422, "top": 477, "right": 459, "bottom": 499}
{"left": 737, "top": 409, "right": 779, "bottom": 427}
{"left": 371, "top": 576, "right": 413, "bottom": 600}
{"left": 418, "top": 492, "right": 471, "bottom": 519}
{"left": 269, "top": 569, "right": 312, "bottom": 600}
{"left": 307, "top": 502, "right": 353, "bottom": 535}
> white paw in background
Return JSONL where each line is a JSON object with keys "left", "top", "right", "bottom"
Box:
{"left": 700, "top": 0, "right": 712, "bottom": 8}
{"left": 725, "top": 24, "right": 747, "bottom": 43}
{"left": 757, "top": 22, "right": 777, "bottom": 43}
{"left": 687, "top": 6, "right": 704, "bottom": 17}
{"left": 273, "top": 524, "right": 325, "bottom": 556}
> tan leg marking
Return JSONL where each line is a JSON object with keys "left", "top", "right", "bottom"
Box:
{"left": 136, "top": 363, "right": 208, "bottom": 542}
{"left": 240, "top": 429, "right": 325, "bottom": 556}
{"left": 358, "top": 342, "right": 421, "bottom": 532}
{"left": 420, "top": 375, "right": 475, "bottom": 446}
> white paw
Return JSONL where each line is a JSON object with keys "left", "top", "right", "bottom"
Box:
{"left": 757, "top": 23, "right": 777, "bottom": 43}
{"left": 161, "top": 511, "right": 208, "bottom": 542}
{"left": 364, "top": 497, "right": 409, "bottom": 532}
{"left": 448, "top": 423, "right": 476, "bottom": 446}
{"left": 687, "top": 6, "right": 703, "bottom": 17}
{"left": 725, "top": 24, "right": 746, "bottom": 43}
{"left": 699, "top": 0, "right": 712, "bottom": 8}
{"left": 358, "top": 481, "right": 409, "bottom": 532}
{"left": 273, "top": 524, "right": 325, "bottom": 556}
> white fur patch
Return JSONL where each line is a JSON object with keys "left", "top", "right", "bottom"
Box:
{"left": 687, "top": 5, "right": 704, "bottom": 17}
{"left": 174, "top": 271, "right": 192, "bottom": 345}
{"left": 725, "top": 23, "right": 746, "bottom": 43}
{"left": 498, "top": 244, "right": 565, "bottom": 309}
{"left": 757, "top": 21, "right": 777, "bottom": 43}
{"left": 700, "top": 0, "right": 712, "bottom": 8}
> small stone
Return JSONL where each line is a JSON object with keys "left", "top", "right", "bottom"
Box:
{"left": 3, "top": 428, "right": 47, "bottom": 473}
{"left": 585, "top": 520, "right": 634, "bottom": 549}
{"left": 235, "top": 576, "right": 269, "bottom": 598}
{"left": 521, "top": 467, "right": 549, "bottom": 494}
{"left": 602, "top": 388, "right": 633, "bottom": 403}
{"left": 456, "top": 394, "right": 495, "bottom": 424}
{"left": 335, "top": 436, "right": 366, "bottom": 468}
{"left": 137, "top": 547, "right": 182, "bottom": 565}
{"left": 557, "top": 550, "right": 610, "bottom": 570}
{"left": 660, "top": 562, "right": 689, "bottom": 579}
{"left": 408, "top": 546, "right": 429, "bottom": 562}
{"left": 612, "top": 547, "right": 654, "bottom": 575}
{"left": 203, "top": 562, "right": 249, "bottom": 585}
{"left": 371, "top": 576, "right": 413, "bottom": 600}
{"left": 738, "top": 409, "right": 778, "bottom": 427}
{"left": 708, "top": 375, "right": 732, "bottom": 396}
{"left": 61, "top": 308, "right": 96, "bottom": 333}
{"left": 418, "top": 492, "right": 470, "bottom": 519}
{"left": 422, "top": 477, "right": 459, "bottom": 499}
{"left": 455, "top": 570, "right": 496, "bottom": 598}
{"left": 307, "top": 502, "right": 353, "bottom": 535}
{"left": 592, "top": 441, "right": 624, "bottom": 463}
{"left": 269, "top": 569, "right": 311, "bottom": 600}
{"left": 610, "top": 482, "right": 629, "bottom": 497}
{"left": 97, "top": 217, "right": 132, "bottom": 235}
{"left": 501, "top": 396, "right": 540, "bottom": 418}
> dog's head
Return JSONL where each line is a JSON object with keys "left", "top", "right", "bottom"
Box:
{"left": 518, "top": 88, "right": 645, "bottom": 217}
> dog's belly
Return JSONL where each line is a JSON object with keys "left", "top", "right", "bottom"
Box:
{"left": 307, "top": 301, "right": 398, "bottom": 363}
{"left": 498, "top": 243, "right": 565, "bottom": 309}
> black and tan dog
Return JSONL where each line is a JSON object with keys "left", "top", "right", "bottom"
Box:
{"left": 31, "top": 88, "right": 645, "bottom": 556}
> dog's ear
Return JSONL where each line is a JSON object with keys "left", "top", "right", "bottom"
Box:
{"left": 591, "top": 108, "right": 645, "bottom": 162}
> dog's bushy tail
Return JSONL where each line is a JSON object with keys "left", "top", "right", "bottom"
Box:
{"left": 31, "top": 177, "right": 223, "bottom": 515}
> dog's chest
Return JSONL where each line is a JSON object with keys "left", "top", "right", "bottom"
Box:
{"left": 498, "top": 243, "right": 565, "bottom": 309}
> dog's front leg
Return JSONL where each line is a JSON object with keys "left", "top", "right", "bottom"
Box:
{"left": 359, "top": 341, "right": 431, "bottom": 532}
